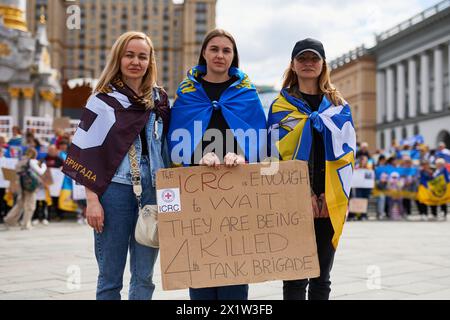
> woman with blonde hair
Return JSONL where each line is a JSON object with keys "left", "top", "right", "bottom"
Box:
{"left": 268, "top": 38, "right": 356, "bottom": 300}
{"left": 62, "top": 31, "right": 170, "bottom": 300}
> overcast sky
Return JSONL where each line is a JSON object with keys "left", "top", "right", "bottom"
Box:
{"left": 211, "top": 0, "right": 441, "bottom": 88}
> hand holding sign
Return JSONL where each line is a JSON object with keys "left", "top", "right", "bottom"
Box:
{"left": 156, "top": 160, "right": 320, "bottom": 290}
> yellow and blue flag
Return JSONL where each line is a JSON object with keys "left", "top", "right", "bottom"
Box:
{"left": 59, "top": 151, "right": 78, "bottom": 212}
{"left": 417, "top": 168, "right": 450, "bottom": 206}
{"left": 268, "top": 89, "right": 356, "bottom": 249}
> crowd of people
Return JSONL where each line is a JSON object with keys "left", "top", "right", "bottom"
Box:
{"left": 350, "top": 139, "right": 450, "bottom": 221}
{"left": 0, "top": 126, "right": 85, "bottom": 229}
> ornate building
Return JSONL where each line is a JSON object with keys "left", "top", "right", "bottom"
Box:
{"left": 329, "top": 0, "right": 450, "bottom": 151}
{"left": 0, "top": 0, "right": 61, "bottom": 128}
{"left": 373, "top": 0, "right": 450, "bottom": 149}
{"left": 330, "top": 46, "right": 377, "bottom": 152}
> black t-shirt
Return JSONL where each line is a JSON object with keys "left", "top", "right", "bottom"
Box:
{"left": 140, "top": 128, "right": 148, "bottom": 156}
{"left": 191, "top": 76, "right": 241, "bottom": 164}
{"left": 300, "top": 91, "right": 326, "bottom": 197}
{"left": 200, "top": 76, "right": 236, "bottom": 101}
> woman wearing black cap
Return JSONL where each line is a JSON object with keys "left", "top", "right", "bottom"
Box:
{"left": 267, "top": 38, "right": 356, "bottom": 300}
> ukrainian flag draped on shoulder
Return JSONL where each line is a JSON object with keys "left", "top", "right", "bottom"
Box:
{"left": 168, "top": 65, "right": 267, "bottom": 165}
{"left": 417, "top": 168, "right": 450, "bottom": 206}
{"left": 267, "top": 89, "right": 356, "bottom": 249}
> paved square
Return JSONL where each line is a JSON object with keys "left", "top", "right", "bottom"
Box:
{"left": 1, "top": 217, "right": 449, "bottom": 300}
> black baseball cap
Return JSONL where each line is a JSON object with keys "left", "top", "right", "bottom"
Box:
{"left": 291, "top": 38, "right": 326, "bottom": 60}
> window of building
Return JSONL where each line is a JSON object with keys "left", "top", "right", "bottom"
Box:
{"left": 196, "top": 24, "right": 207, "bottom": 32}
{"left": 401, "top": 127, "right": 407, "bottom": 139}
{"left": 195, "top": 32, "right": 205, "bottom": 43}
{"left": 196, "top": 2, "right": 207, "bottom": 13}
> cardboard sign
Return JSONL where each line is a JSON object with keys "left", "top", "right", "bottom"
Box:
{"left": 351, "top": 169, "right": 375, "bottom": 189}
{"left": 72, "top": 181, "right": 86, "bottom": 200}
{"left": 156, "top": 160, "right": 320, "bottom": 291}
{"left": 1, "top": 167, "right": 19, "bottom": 193}
{"left": 349, "top": 198, "right": 368, "bottom": 213}
{"left": 65, "top": 119, "right": 80, "bottom": 136}
{"left": 0, "top": 157, "right": 18, "bottom": 188}
{"left": 53, "top": 117, "right": 71, "bottom": 131}
{"left": 48, "top": 168, "right": 65, "bottom": 197}
{"left": 41, "top": 169, "right": 54, "bottom": 187}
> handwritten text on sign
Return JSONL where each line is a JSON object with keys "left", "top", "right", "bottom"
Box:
{"left": 156, "top": 160, "right": 320, "bottom": 290}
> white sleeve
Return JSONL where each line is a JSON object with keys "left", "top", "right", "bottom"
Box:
{"left": 29, "top": 159, "right": 47, "bottom": 176}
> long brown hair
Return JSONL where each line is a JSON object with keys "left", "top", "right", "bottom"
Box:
{"left": 282, "top": 60, "right": 345, "bottom": 106}
{"left": 95, "top": 31, "right": 157, "bottom": 108}
{"left": 198, "top": 29, "right": 239, "bottom": 68}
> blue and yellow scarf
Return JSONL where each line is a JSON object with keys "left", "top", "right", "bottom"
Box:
{"left": 268, "top": 89, "right": 356, "bottom": 249}
{"left": 168, "top": 65, "right": 267, "bottom": 165}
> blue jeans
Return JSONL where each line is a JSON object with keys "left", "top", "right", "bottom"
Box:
{"left": 377, "top": 195, "right": 386, "bottom": 217}
{"left": 189, "top": 285, "right": 249, "bottom": 300}
{"left": 95, "top": 156, "right": 158, "bottom": 300}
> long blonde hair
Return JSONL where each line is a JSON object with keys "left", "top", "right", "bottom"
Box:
{"left": 95, "top": 31, "right": 157, "bottom": 108}
{"left": 282, "top": 60, "right": 344, "bottom": 106}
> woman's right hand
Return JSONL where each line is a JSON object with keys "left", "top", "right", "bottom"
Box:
{"left": 85, "top": 188, "right": 104, "bottom": 233}
{"left": 199, "top": 152, "right": 220, "bottom": 168}
{"left": 311, "top": 193, "right": 321, "bottom": 218}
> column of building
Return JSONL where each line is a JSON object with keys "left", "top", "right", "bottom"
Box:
{"left": 21, "top": 87, "right": 34, "bottom": 118}
{"left": 53, "top": 98, "right": 62, "bottom": 118}
{"left": 39, "top": 90, "right": 55, "bottom": 117}
{"left": 408, "top": 58, "right": 417, "bottom": 118}
{"left": 7, "top": 87, "right": 21, "bottom": 127}
{"left": 376, "top": 71, "right": 386, "bottom": 148}
{"left": 448, "top": 42, "right": 450, "bottom": 108}
{"left": 433, "top": 46, "right": 443, "bottom": 112}
{"left": 396, "top": 62, "right": 406, "bottom": 121}
{"left": 420, "top": 52, "right": 430, "bottom": 115}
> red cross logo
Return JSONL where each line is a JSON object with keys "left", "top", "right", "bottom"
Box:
{"left": 164, "top": 192, "right": 172, "bottom": 200}
{"left": 162, "top": 189, "right": 175, "bottom": 203}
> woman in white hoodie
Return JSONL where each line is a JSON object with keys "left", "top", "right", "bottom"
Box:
{"left": 4, "top": 147, "right": 47, "bottom": 230}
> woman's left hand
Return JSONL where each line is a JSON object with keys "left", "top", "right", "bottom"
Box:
{"left": 224, "top": 153, "right": 245, "bottom": 167}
